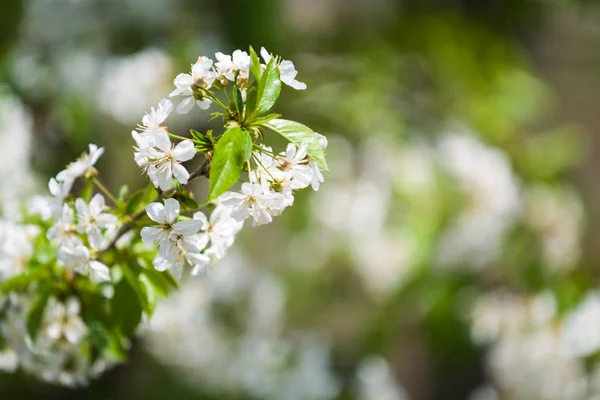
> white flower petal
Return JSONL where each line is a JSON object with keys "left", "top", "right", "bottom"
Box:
{"left": 163, "top": 198, "right": 180, "bottom": 223}
{"left": 173, "top": 220, "right": 203, "bottom": 236}
{"left": 141, "top": 226, "right": 161, "bottom": 244}
{"left": 173, "top": 140, "right": 196, "bottom": 162}
{"left": 145, "top": 202, "right": 165, "bottom": 223}
{"left": 172, "top": 162, "right": 190, "bottom": 185}
{"left": 176, "top": 96, "right": 196, "bottom": 115}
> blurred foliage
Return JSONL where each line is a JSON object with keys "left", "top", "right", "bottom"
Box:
{"left": 2, "top": 0, "right": 600, "bottom": 399}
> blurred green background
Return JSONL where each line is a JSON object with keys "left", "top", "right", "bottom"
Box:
{"left": 2, "top": 0, "right": 600, "bottom": 399}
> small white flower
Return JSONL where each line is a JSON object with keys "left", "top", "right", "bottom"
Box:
{"left": 276, "top": 143, "right": 313, "bottom": 189}
{"left": 132, "top": 131, "right": 152, "bottom": 168}
{"left": 260, "top": 47, "right": 306, "bottom": 90}
{"left": 41, "top": 297, "right": 87, "bottom": 345}
{"left": 252, "top": 145, "right": 280, "bottom": 184}
{"left": 141, "top": 199, "right": 205, "bottom": 261}
{"left": 194, "top": 205, "right": 243, "bottom": 259}
{"left": 309, "top": 133, "right": 328, "bottom": 191}
{"left": 153, "top": 247, "right": 210, "bottom": 279}
{"left": 136, "top": 99, "right": 172, "bottom": 139}
{"left": 47, "top": 204, "right": 81, "bottom": 246}
{"left": 75, "top": 194, "right": 118, "bottom": 249}
{"left": 56, "top": 144, "right": 104, "bottom": 183}
{"left": 215, "top": 50, "right": 251, "bottom": 82}
{"left": 146, "top": 132, "right": 196, "bottom": 190}
{"left": 219, "top": 182, "right": 287, "bottom": 226}
{"left": 170, "top": 57, "right": 215, "bottom": 114}
{"left": 57, "top": 244, "right": 111, "bottom": 282}
{"left": 41, "top": 178, "right": 73, "bottom": 220}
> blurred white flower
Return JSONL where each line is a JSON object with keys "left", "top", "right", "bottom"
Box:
{"left": 47, "top": 204, "right": 81, "bottom": 246}
{"left": 98, "top": 48, "right": 172, "bottom": 124}
{"left": 220, "top": 183, "right": 287, "bottom": 226}
{"left": 56, "top": 144, "right": 104, "bottom": 183}
{"left": 468, "top": 386, "right": 499, "bottom": 400}
{"left": 0, "top": 94, "right": 35, "bottom": 215}
{"left": 57, "top": 244, "right": 110, "bottom": 282}
{"left": 145, "top": 256, "right": 340, "bottom": 400}
{"left": 75, "top": 194, "right": 118, "bottom": 249}
{"left": 260, "top": 47, "right": 307, "bottom": 90}
{"left": 525, "top": 185, "right": 584, "bottom": 272}
{"left": 0, "top": 220, "right": 39, "bottom": 279}
{"left": 308, "top": 133, "right": 328, "bottom": 191}
{"left": 356, "top": 356, "right": 409, "bottom": 400}
{"left": 351, "top": 233, "right": 415, "bottom": 296}
{"left": 39, "top": 297, "right": 87, "bottom": 347}
{"left": 194, "top": 205, "right": 243, "bottom": 260}
{"left": 562, "top": 291, "right": 600, "bottom": 357}
{"left": 435, "top": 132, "right": 521, "bottom": 269}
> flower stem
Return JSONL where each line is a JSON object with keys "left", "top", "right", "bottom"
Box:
{"left": 252, "top": 154, "right": 276, "bottom": 182}
{"left": 93, "top": 178, "right": 119, "bottom": 205}
{"left": 183, "top": 202, "right": 213, "bottom": 215}
{"left": 167, "top": 132, "right": 189, "bottom": 141}
{"left": 199, "top": 88, "right": 228, "bottom": 111}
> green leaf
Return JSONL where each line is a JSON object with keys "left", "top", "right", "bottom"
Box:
{"left": 79, "top": 180, "right": 94, "bottom": 202}
{"left": 207, "top": 127, "right": 252, "bottom": 201}
{"left": 249, "top": 45, "right": 262, "bottom": 82}
{"left": 250, "top": 113, "right": 282, "bottom": 127}
{"left": 173, "top": 191, "right": 199, "bottom": 211}
{"left": 191, "top": 129, "right": 215, "bottom": 154}
{"left": 26, "top": 289, "right": 51, "bottom": 339}
{"left": 110, "top": 279, "right": 142, "bottom": 337}
{"left": 121, "top": 265, "right": 149, "bottom": 315}
{"left": 125, "top": 184, "right": 158, "bottom": 215}
{"left": 233, "top": 87, "right": 245, "bottom": 117}
{"left": 118, "top": 185, "right": 129, "bottom": 202}
{"left": 141, "top": 268, "right": 174, "bottom": 297}
{"left": 139, "top": 275, "right": 158, "bottom": 318}
{"left": 2, "top": 269, "right": 49, "bottom": 294}
{"left": 263, "top": 119, "right": 329, "bottom": 172}
{"left": 254, "top": 59, "right": 281, "bottom": 116}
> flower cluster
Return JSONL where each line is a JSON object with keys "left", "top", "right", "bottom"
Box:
{"left": 129, "top": 47, "right": 327, "bottom": 278}
{"left": 0, "top": 46, "right": 327, "bottom": 387}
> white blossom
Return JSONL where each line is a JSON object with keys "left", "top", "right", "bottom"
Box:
{"left": 56, "top": 144, "right": 104, "bottom": 183}
{"left": 57, "top": 244, "right": 111, "bottom": 282}
{"left": 39, "top": 297, "right": 87, "bottom": 346}
{"left": 98, "top": 48, "right": 172, "bottom": 124}
{"left": 220, "top": 183, "right": 287, "bottom": 226}
{"left": 153, "top": 246, "right": 210, "bottom": 278}
{"left": 140, "top": 199, "right": 205, "bottom": 262}
{"left": 169, "top": 56, "right": 215, "bottom": 114}
{"left": 135, "top": 98, "right": 172, "bottom": 139}
{"left": 75, "top": 194, "right": 118, "bottom": 249}
{"left": 215, "top": 50, "right": 250, "bottom": 83}
{"left": 39, "top": 177, "right": 73, "bottom": 220}
{"left": 275, "top": 143, "right": 313, "bottom": 189}
{"left": 145, "top": 132, "right": 196, "bottom": 190}
{"left": 132, "top": 130, "right": 152, "bottom": 168}
{"left": 194, "top": 205, "right": 243, "bottom": 259}
{"left": 260, "top": 47, "right": 306, "bottom": 90}
{"left": 309, "top": 133, "right": 328, "bottom": 191}
{"left": 47, "top": 203, "right": 80, "bottom": 246}
{"left": 0, "top": 220, "right": 39, "bottom": 279}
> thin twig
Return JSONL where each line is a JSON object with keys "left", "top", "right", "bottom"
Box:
{"left": 93, "top": 178, "right": 119, "bottom": 205}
